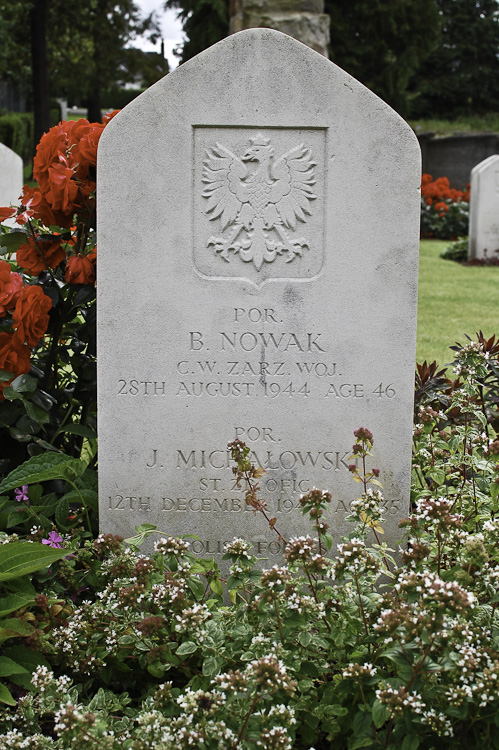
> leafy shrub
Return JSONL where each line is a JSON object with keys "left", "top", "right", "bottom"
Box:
{"left": 0, "top": 113, "right": 33, "bottom": 163}
{"left": 420, "top": 174, "right": 470, "bottom": 239}
{"left": 440, "top": 236, "right": 468, "bottom": 262}
{"left": 0, "top": 337, "right": 498, "bottom": 747}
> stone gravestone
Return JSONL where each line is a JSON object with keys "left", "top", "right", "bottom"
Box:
{"left": 97, "top": 29, "right": 420, "bottom": 562}
{"left": 468, "top": 154, "right": 499, "bottom": 261}
{"left": 0, "top": 143, "right": 23, "bottom": 227}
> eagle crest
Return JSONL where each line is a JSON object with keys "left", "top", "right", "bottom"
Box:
{"left": 202, "top": 134, "right": 317, "bottom": 271}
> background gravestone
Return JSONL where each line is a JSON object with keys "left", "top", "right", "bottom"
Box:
{"left": 0, "top": 143, "right": 23, "bottom": 227}
{"left": 468, "top": 154, "right": 499, "bottom": 261}
{"left": 97, "top": 29, "right": 420, "bottom": 561}
{"left": 229, "top": 0, "right": 330, "bottom": 58}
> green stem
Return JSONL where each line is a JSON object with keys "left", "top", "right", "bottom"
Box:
{"left": 67, "top": 479, "right": 91, "bottom": 532}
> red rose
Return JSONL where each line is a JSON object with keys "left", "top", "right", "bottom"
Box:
{"left": 16, "top": 238, "right": 47, "bottom": 275}
{"left": 18, "top": 185, "right": 72, "bottom": 229}
{"left": 0, "top": 260, "right": 23, "bottom": 316}
{"left": 46, "top": 161, "right": 79, "bottom": 214}
{"left": 17, "top": 237, "right": 65, "bottom": 276}
{"left": 0, "top": 331, "right": 31, "bottom": 377}
{"left": 38, "top": 237, "right": 66, "bottom": 269}
{"left": 65, "top": 254, "right": 96, "bottom": 285}
{"left": 12, "top": 285, "right": 52, "bottom": 347}
{"left": 0, "top": 206, "right": 16, "bottom": 222}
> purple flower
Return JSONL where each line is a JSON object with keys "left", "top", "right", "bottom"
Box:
{"left": 42, "top": 531, "right": 63, "bottom": 549}
{"left": 14, "top": 485, "right": 29, "bottom": 503}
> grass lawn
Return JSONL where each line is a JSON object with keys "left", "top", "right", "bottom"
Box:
{"left": 417, "top": 239, "right": 499, "bottom": 368}
{"left": 408, "top": 113, "right": 499, "bottom": 135}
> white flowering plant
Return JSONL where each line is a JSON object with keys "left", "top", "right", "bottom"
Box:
{"left": 0, "top": 336, "right": 499, "bottom": 748}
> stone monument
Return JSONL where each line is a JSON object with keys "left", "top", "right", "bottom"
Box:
{"left": 0, "top": 143, "right": 23, "bottom": 227}
{"left": 229, "top": 0, "right": 330, "bottom": 58}
{"left": 468, "top": 154, "right": 499, "bottom": 261}
{"left": 97, "top": 29, "right": 420, "bottom": 561}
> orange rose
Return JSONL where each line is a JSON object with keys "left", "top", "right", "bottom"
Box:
{"left": 12, "top": 285, "right": 52, "bottom": 347}
{"left": 65, "top": 253, "right": 96, "bottom": 285}
{"left": 0, "top": 261, "right": 23, "bottom": 315}
{"left": 0, "top": 331, "right": 31, "bottom": 377}
{"left": 103, "top": 109, "right": 120, "bottom": 124}
{"left": 72, "top": 121, "right": 104, "bottom": 173}
{"left": 33, "top": 123, "right": 69, "bottom": 192}
{"left": 46, "top": 162, "right": 79, "bottom": 214}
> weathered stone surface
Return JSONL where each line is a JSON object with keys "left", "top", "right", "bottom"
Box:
{"left": 468, "top": 154, "right": 499, "bottom": 261}
{"left": 0, "top": 143, "right": 22, "bottom": 225}
{"left": 230, "top": 0, "right": 330, "bottom": 57}
{"left": 97, "top": 29, "right": 420, "bottom": 562}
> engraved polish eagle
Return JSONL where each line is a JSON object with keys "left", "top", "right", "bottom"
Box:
{"left": 202, "top": 134, "right": 317, "bottom": 271}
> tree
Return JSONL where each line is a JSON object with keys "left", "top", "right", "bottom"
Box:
{"left": 325, "top": 0, "right": 441, "bottom": 117}
{"left": 164, "top": 0, "right": 229, "bottom": 63}
{"left": 47, "top": 0, "right": 161, "bottom": 121}
{"left": 0, "top": 0, "right": 162, "bottom": 148}
{"left": 413, "top": 0, "right": 499, "bottom": 117}
{"left": 120, "top": 48, "right": 169, "bottom": 89}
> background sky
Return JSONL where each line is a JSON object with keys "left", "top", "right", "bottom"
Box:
{"left": 132, "top": 0, "right": 185, "bottom": 69}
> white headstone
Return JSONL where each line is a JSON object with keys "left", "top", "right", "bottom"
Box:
{"left": 468, "top": 154, "right": 499, "bottom": 261}
{"left": 97, "top": 29, "right": 420, "bottom": 561}
{"left": 0, "top": 143, "right": 23, "bottom": 226}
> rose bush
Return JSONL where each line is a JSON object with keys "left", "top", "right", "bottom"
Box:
{"left": 0, "top": 114, "right": 118, "bottom": 532}
{"left": 420, "top": 173, "right": 470, "bottom": 240}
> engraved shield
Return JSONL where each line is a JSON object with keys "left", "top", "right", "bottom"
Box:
{"left": 193, "top": 127, "right": 326, "bottom": 288}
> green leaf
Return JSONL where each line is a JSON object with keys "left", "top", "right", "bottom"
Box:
{"left": 0, "top": 369, "right": 14, "bottom": 382}
{"left": 3, "top": 386, "right": 24, "bottom": 402}
{"left": 57, "top": 424, "right": 97, "bottom": 439}
{"left": 62, "top": 489, "right": 98, "bottom": 510}
{"left": 0, "top": 617, "right": 35, "bottom": 641}
{"left": 0, "top": 682, "right": 16, "bottom": 705}
{"left": 209, "top": 579, "right": 223, "bottom": 596}
{"left": 402, "top": 736, "right": 420, "bottom": 750}
{"left": 299, "top": 631, "right": 312, "bottom": 647}
{"left": 147, "top": 663, "right": 166, "bottom": 678}
{"left": 0, "top": 542, "right": 67, "bottom": 582}
{"left": 323, "top": 704, "right": 348, "bottom": 717}
{"left": 10, "top": 375, "right": 37, "bottom": 394}
{"left": 55, "top": 497, "right": 69, "bottom": 527}
{"left": 176, "top": 641, "right": 198, "bottom": 656}
{"left": 187, "top": 576, "right": 205, "bottom": 600}
{"left": 0, "top": 231, "right": 27, "bottom": 252}
{"left": 24, "top": 400, "right": 50, "bottom": 426}
{"left": 0, "top": 454, "right": 86, "bottom": 493}
{"left": 0, "top": 593, "right": 35, "bottom": 619}
{"left": 348, "top": 738, "right": 373, "bottom": 750}
{"left": 0, "top": 655, "right": 29, "bottom": 677}
{"left": 124, "top": 524, "right": 159, "bottom": 549}
{"left": 202, "top": 655, "right": 221, "bottom": 677}
{"left": 427, "top": 467, "right": 445, "bottom": 485}
{"left": 372, "top": 699, "right": 390, "bottom": 728}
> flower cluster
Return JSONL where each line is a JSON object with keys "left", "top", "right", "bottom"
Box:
{"left": 421, "top": 174, "right": 470, "bottom": 206}
{"left": 2, "top": 117, "right": 115, "bottom": 279}
{"left": 420, "top": 173, "right": 470, "bottom": 239}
